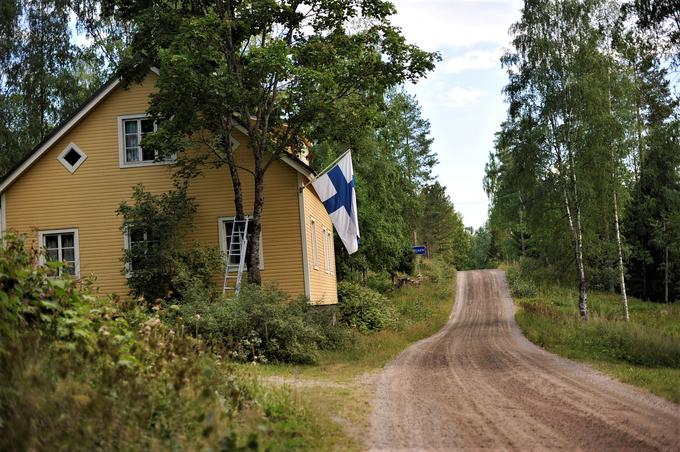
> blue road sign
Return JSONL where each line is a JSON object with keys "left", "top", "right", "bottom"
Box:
{"left": 412, "top": 245, "right": 427, "bottom": 255}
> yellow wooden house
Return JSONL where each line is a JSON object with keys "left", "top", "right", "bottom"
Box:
{"left": 0, "top": 71, "right": 338, "bottom": 304}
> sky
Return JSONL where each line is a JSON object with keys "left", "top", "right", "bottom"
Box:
{"left": 389, "top": 0, "right": 524, "bottom": 229}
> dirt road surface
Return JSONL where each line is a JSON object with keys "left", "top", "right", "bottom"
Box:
{"left": 369, "top": 269, "right": 680, "bottom": 451}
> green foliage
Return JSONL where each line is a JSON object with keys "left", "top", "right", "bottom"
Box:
{"left": 101, "top": 0, "right": 437, "bottom": 284}
{"left": 515, "top": 284, "right": 680, "bottom": 369}
{"left": 0, "top": 1, "right": 110, "bottom": 176}
{"left": 118, "top": 183, "right": 222, "bottom": 303}
{"left": 175, "top": 284, "right": 347, "bottom": 364}
{"left": 0, "top": 233, "right": 324, "bottom": 450}
{"left": 313, "top": 90, "right": 469, "bottom": 277}
{"left": 0, "top": 232, "right": 96, "bottom": 354}
{"left": 486, "top": 0, "right": 680, "bottom": 305}
{"left": 337, "top": 282, "right": 398, "bottom": 332}
{"left": 505, "top": 266, "right": 538, "bottom": 298}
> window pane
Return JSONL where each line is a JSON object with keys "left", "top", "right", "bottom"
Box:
{"left": 45, "top": 235, "right": 59, "bottom": 249}
{"left": 64, "top": 148, "right": 82, "bottom": 166}
{"left": 142, "top": 147, "right": 156, "bottom": 162}
{"left": 124, "top": 120, "right": 137, "bottom": 134}
{"left": 46, "top": 248, "right": 59, "bottom": 262}
{"left": 126, "top": 134, "right": 139, "bottom": 149}
{"left": 141, "top": 119, "right": 154, "bottom": 134}
{"left": 62, "top": 248, "right": 75, "bottom": 262}
{"left": 61, "top": 233, "right": 74, "bottom": 248}
{"left": 130, "top": 228, "right": 146, "bottom": 243}
{"left": 64, "top": 262, "right": 76, "bottom": 275}
{"left": 126, "top": 148, "right": 139, "bottom": 162}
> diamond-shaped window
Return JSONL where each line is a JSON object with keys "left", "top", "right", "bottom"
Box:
{"left": 58, "top": 143, "right": 87, "bottom": 173}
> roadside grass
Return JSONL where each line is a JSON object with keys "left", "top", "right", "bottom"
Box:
{"left": 509, "top": 270, "right": 680, "bottom": 403}
{"left": 254, "top": 269, "right": 456, "bottom": 381}
{"left": 244, "top": 261, "right": 457, "bottom": 448}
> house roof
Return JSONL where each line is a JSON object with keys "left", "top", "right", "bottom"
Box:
{"left": 0, "top": 71, "right": 315, "bottom": 194}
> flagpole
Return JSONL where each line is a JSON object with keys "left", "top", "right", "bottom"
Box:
{"left": 300, "top": 149, "right": 351, "bottom": 191}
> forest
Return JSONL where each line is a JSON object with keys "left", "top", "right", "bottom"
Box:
{"left": 484, "top": 0, "right": 680, "bottom": 313}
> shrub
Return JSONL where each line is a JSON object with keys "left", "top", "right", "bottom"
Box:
{"left": 506, "top": 266, "right": 538, "bottom": 298}
{"left": 0, "top": 233, "right": 314, "bottom": 450}
{"left": 175, "top": 285, "right": 342, "bottom": 364}
{"left": 118, "top": 184, "right": 223, "bottom": 304}
{"left": 337, "top": 282, "right": 397, "bottom": 332}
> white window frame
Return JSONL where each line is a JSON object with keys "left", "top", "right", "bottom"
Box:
{"left": 57, "top": 142, "right": 87, "bottom": 174}
{"left": 310, "top": 216, "right": 319, "bottom": 270}
{"left": 38, "top": 228, "right": 80, "bottom": 278}
{"left": 117, "top": 114, "right": 175, "bottom": 168}
{"left": 217, "top": 216, "right": 264, "bottom": 270}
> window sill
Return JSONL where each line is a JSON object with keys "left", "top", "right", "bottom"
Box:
{"left": 119, "top": 160, "right": 175, "bottom": 169}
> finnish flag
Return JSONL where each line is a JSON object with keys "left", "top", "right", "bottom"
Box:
{"left": 312, "top": 151, "right": 360, "bottom": 254}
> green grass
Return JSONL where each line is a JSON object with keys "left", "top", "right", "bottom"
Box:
{"left": 255, "top": 272, "right": 456, "bottom": 381}
{"left": 511, "top": 276, "right": 680, "bottom": 403}
{"left": 245, "top": 263, "right": 457, "bottom": 448}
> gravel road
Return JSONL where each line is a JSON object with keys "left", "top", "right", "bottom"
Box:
{"left": 369, "top": 269, "right": 680, "bottom": 450}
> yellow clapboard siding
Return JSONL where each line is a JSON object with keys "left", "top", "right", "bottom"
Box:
{"left": 303, "top": 184, "right": 338, "bottom": 305}
{"left": 3, "top": 72, "right": 310, "bottom": 300}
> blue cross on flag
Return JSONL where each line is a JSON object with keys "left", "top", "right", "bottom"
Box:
{"left": 311, "top": 151, "right": 360, "bottom": 254}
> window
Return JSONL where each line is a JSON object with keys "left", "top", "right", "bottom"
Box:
{"left": 39, "top": 229, "right": 79, "bottom": 277}
{"left": 118, "top": 115, "right": 175, "bottom": 167}
{"left": 218, "top": 217, "right": 264, "bottom": 270}
{"left": 326, "top": 228, "right": 334, "bottom": 275}
{"left": 123, "top": 227, "right": 159, "bottom": 275}
{"left": 322, "top": 226, "right": 330, "bottom": 273}
{"left": 310, "top": 217, "right": 319, "bottom": 270}
{"left": 57, "top": 143, "right": 87, "bottom": 173}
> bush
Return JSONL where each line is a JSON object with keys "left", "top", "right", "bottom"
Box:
{"left": 118, "top": 183, "right": 224, "bottom": 303}
{"left": 506, "top": 266, "right": 538, "bottom": 298}
{"left": 175, "top": 285, "right": 344, "bottom": 364}
{"left": 0, "top": 233, "right": 316, "bottom": 450}
{"left": 337, "top": 282, "right": 398, "bottom": 332}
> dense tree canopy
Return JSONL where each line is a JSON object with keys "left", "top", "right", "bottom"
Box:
{"left": 486, "top": 0, "right": 680, "bottom": 308}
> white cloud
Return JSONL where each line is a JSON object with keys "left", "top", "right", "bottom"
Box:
{"left": 440, "top": 48, "right": 503, "bottom": 73}
{"left": 390, "top": 0, "right": 523, "bottom": 50}
{"left": 424, "top": 86, "right": 488, "bottom": 109}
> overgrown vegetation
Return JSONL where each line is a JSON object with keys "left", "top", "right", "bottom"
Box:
{"left": 117, "top": 183, "right": 223, "bottom": 303}
{"left": 508, "top": 264, "right": 680, "bottom": 403}
{"left": 337, "top": 282, "right": 398, "bottom": 333}
{"left": 0, "top": 233, "right": 333, "bottom": 450}
{"left": 176, "top": 284, "right": 350, "bottom": 365}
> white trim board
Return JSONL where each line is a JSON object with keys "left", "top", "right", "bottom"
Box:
{"left": 0, "top": 193, "right": 6, "bottom": 237}
{"left": 57, "top": 142, "right": 88, "bottom": 174}
{"left": 298, "top": 175, "right": 311, "bottom": 298}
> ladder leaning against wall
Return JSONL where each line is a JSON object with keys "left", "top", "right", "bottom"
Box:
{"left": 222, "top": 218, "right": 249, "bottom": 297}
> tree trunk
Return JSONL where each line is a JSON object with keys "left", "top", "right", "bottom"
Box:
{"left": 247, "top": 151, "right": 265, "bottom": 285}
{"left": 613, "top": 190, "right": 630, "bottom": 321}
{"left": 518, "top": 193, "right": 525, "bottom": 257}
{"left": 562, "top": 184, "right": 588, "bottom": 320}
{"left": 665, "top": 221, "right": 669, "bottom": 303}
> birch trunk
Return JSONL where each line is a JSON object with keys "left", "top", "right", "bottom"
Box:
{"left": 613, "top": 190, "right": 630, "bottom": 321}
{"left": 562, "top": 182, "right": 589, "bottom": 320}
{"left": 665, "top": 221, "right": 669, "bottom": 303}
